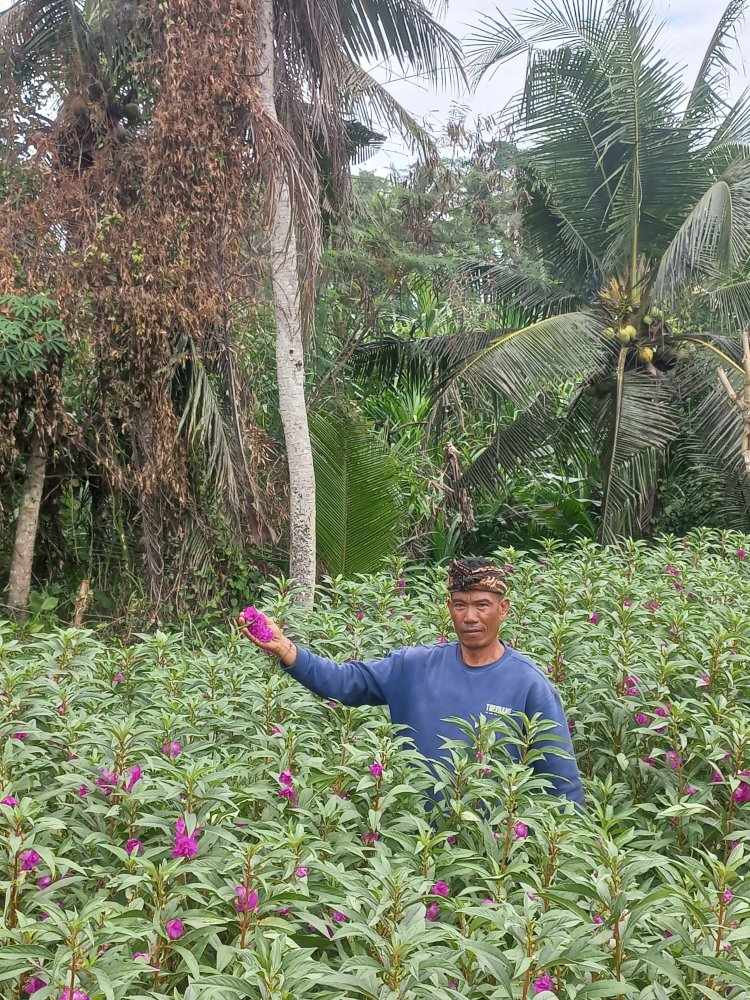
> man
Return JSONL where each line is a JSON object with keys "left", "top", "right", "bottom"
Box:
{"left": 240, "top": 557, "right": 584, "bottom": 806}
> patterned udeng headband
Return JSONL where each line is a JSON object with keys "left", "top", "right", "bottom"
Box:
{"left": 447, "top": 559, "right": 509, "bottom": 596}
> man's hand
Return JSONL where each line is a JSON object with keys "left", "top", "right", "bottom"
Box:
{"left": 237, "top": 612, "right": 298, "bottom": 668}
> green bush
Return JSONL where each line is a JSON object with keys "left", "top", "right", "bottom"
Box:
{"left": 1, "top": 531, "right": 750, "bottom": 998}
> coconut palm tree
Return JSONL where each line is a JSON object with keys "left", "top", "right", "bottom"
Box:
{"left": 359, "top": 0, "right": 750, "bottom": 540}
{"left": 1, "top": 0, "right": 463, "bottom": 609}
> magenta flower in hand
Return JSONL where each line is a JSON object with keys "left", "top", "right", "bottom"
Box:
{"left": 20, "top": 850, "right": 41, "bottom": 871}
{"left": 241, "top": 606, "right": 275, "bottom": 642}
{"left": 369, "top": 762, "right": 383, "bottom": 778}
{"left": 126, "top": 838, "right": 143, "bottom": 856}
{"left": 162, "top": 741, "right": 182, "bottom": 759}
{"left": 165, "top": 917, "right": 185, "bottom": 939}
{"left": 533, "top": 973, "right": 555, "bottom": 994}
{"left": 431, "top": 881, "right": 450, "bottom": 897}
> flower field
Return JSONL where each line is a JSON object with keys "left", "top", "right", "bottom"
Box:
{"left": 2, "top": 532, "right": 750, "bottom": 999}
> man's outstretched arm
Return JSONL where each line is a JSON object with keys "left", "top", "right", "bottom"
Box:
{"left": 238, "top": 612, "right": 399, "bottom": 707}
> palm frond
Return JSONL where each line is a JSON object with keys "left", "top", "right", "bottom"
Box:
{"left": 340, "top": 0, "right": 465, "bottom": 87}
{"left": 5, "top": 0, "right": 97, "bottom": 82}
{"left": 599, "top": 355, "right": 680, "bottom": 539}
{"left": 684, "top": 0, "right": 749, "bottom": 125}
{"left": 310, "top": 407, "right": 404, "bottom": 576}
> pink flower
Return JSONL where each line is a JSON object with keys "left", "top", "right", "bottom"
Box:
{"left": 482, "top": 897, "right": 494, "bottom": 905}
{"left": 665, "top": 566, "right": 680, "bottom": 576}
{"left": 326, "top": 699, "right": 337, "bottom": 708}
{"left": 278, "top": 786, "right": 296, "bottom": 801}
{"left": 431, "top": 881, "right": 450, "bottom": 897}
{"left": 738, "top": 549, "right": 747, "bottom": 558}
{"left": 58, "top": 990, "right": 90, "bottom": 1000}
{"left": 279, "top": 770, "right": 294, "bottom": 786}
{"left": 697, "top": 674, "right": 710, "bottom": 687}
{"left": 513, "top": 821, "right": 529, "bottom": 840}
{"left": 634, "top": 713, "right": 650, "bottom": 726}
{"left": 12, "top": 732, "right": 28, "bottom": 741}
{"left": 20, "top": 850, "right": 41, "bottom": 871}
{"left": 1, "top": 795, "right": 18, "bottom": 806}
{"left": 589, "top": 613, "right": 600, "bottom": 624}
{"left": 655, "top": 706, "right": 670, "bottom": 718}
{"left": 362, "top": 831, "right": 380, "bottom": 844}
{"left": 38, "top": 875, "right": 53, "bottom": 889}
{"left": 645, "top": 600, "right": 660, "bottom": 611}
{"left": 533, "top": 973, "right": 555, "bottom": 994}
{"left": 593, "top": 914, "right": 604, "bottom": 925}
{"left": 132, "top": 952, "right": 151, "bottom": 960}
{"left": 78, "top": 785, "right": 88, "bottom": 798}
{"left": 126, "top": 838, "right": 143, "bottom": 856}
{"left": 277, "top": 907, "right": 291, "bottom": 916}
{"left": 295, "top": 866, "right": 308, "bottom": 878}
{"left": 113, "top": 673, "right": 124, "bottom": 684}
{"left": 404, "top": 614, "right": 413, "bottom": 620}
{"left": 425, "top": 901, "right": 441, "bottom": 921}
{"left": 684, "top": 786, "right": 697, "bottom": 796}
{"left": 437, "top": 636, "right": 448, "bottom": 644}
{"left": 642, "top": 757, "right": 656, "bottom": 767}
{"left": 271, "top": 726, "right": 282, "bottom": 735}
{"left": 369, "top": 762, "right": 383, "bottom": 778}
{"left": 165, "top": 917, "right": 184, "bottom": 939}
{"left": 331, "top": 910, "right": 347, "bottom": 922}
{"left": 123, "top": 764, "right": 142, "bottom": 793}
{"left": 723, "top": 889, "right": 734, "bottom": 903}
{"left": 446, "top": 834, "right": 457, "bottom": 845}
{"left": 624, "top": 675, "right": 639, "bottom": 695}
{"left": 172, "top": 818, "right": 200, "bottom": 859}
{"left": 623, "top": 598, "right": 632, "bottom": 608}
{"left": 665, "top": 751, "right": 682, "bottom": 770}
{"left": 235, "top": 886, "right": 259, "bottom": 912}
{"left": 24, "top": 979, "right": 46, "bottom": 994}
{"left": 98, "top": 768, "right": 118, "bottom": 796}
{"left": 162, "top": 741, "right": 182, "bottom": 759}
{"left": 732, "top": 780, "right": 750, "bottom": 805}
{"left": 712, "top": 772, "right": 724, "bottom": 784}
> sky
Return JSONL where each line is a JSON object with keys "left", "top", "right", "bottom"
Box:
{"left": 1, "top": 0, "right": 747, "bottom": 170}
{"left": 363, "top": 0, "right": 750, "bottom": 172}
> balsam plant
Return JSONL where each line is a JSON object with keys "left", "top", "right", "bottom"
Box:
{"left": 1, "top": 530, "right": 749, "bottom": 998}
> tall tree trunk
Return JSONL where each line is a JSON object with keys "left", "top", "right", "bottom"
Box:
{"left": 6, "top": 436, "right": 46, "bottom": 617}
{"left": 256, "top": 0, "right": 316, "bottom": 606}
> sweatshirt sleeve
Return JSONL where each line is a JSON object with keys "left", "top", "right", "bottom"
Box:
{"left": 283, "top": 646, "right": 403, "bottom": 707}
{"left": 527, "top": 685, "right": 585, "bottom": 807}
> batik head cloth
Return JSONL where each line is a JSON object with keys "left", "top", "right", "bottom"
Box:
{"left": 447, "top": 558, "right": 509, "bottom": 596}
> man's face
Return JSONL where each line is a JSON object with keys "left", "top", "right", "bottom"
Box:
{"left": 447, "top": 590, "right": 509, "bottom": 649}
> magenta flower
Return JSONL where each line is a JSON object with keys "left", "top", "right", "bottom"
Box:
{"left": 665, "top": 566, "right": 680, "bottom": 576}
{"left": 1, "top": 795, "right": 18, "bottom": 806}
{"left": 589, "top": 613, "right": 600, "bottom": 624}
{"left": 326, "top": 699, "right": 337, "bottom": 708}
{"left": 437, "top": 636, "right": 448, "bottom": 644}
{"left": 431, "top": 881, "right": 450, "bottom": 897}
{"left": 277, "top": 907, "right": 291, "bottom": 916}
{"left": 684, "top": 786, "right": 697, "bottom": 796}
{"left": 271, "top": 726, "right": 282, "bottom": 735}
{"left": 279, "top": 770, "right": 294, "bottom": 787}
{"left": 623, "top": 598, "right": 632, "bottom": 608}
{"left": 162, "top": 741, "right": 182, "bottom": 759}
{"left": 123, "top": 764, "right": 142, "bottom": 793}
{"left": 369, "top": 762, "right": 383, "bottom": 778}
{"left": 533, "top": 973, "right": 555, "bottom": 994}
{"left": 356, "top": 612, "right": 365, "bottom": 620}
{"left": 78, "top": 785, "right": 88, "bottom": 798}
{"left": 113, "top": 673, "right": 124, "bottom": 684}
{"left": 425, "top": 901, "right": 441, "bottom": 922}
{"left": 58, "top": 990, "right": 90, "bottom": 1000}
{"left": 665, "top": 751, "right": 682, "bottom": 770}
{"left": 697, "top": 674, "right": 710, "bottom": 686}
{"left": 712, "top": 772, "right": 725, "bottom": 784}
{"left": 331, "top": 910, "right": 347, "bottom": 922}
{"left": 11, "top": 732, "right": 28, "bottom": 741}
{"left": 24, "top": 979, "right": 46, "bottom": 994}
{"left": 723, "top": 889, "right": 734, "bottom": 903}
{"left": 642, "top": 757, "right": 656, "bottom": 767}
{"left": 97, "top": 768, "right": 118, "bottom": 796}
{"left": 482, "top": 897, "right": 494, "bottom": 905}
{"left": 235, "top": 886, "right": 259, "bottom": 912}
{"left": 623, "top": 675, "right": 639, "bottom": 695}
{"left": 172, "top": 818, "right": 200, "bottom": 859}
{"left": 278, "top": 786, "right": 296, "bottom": 801}
{"left": 593, "top": 914, "right": 604, "bottom": 925}
{"left": 295, "top": 866, "right": 309, "bottom": 878}
{"left": 126, "top": 838, "right": 143, "bottom": 856}
{"left": 645, "top": 600, "right": 660, "bottom": 611}
{"left": 132, "top": 952, "right": 151, "bottom": 960}
{"left": 513, "top": 821, "right": 529, "bottom": 840}
{"left": 655, "top": 706, "right": 670, "bottom": 718}
{"left": 634, "top": 713, "right": 650, "bottom": 726}
{"left": 20, "top": 850, "right": 41, "bottom": 871}
{"left": 738, "top": 549, "right": 747, "bottom": 558}
{"left": 165, "top": 917, "right": 184, "bottom": 939}
{"left": 38, "top": 874, "right": 53, "bottom": 889}
{"left": 732, "top": 780, "right": 750, "bottom": 805}
{"left": 362, "top": 831, "right": 380, "bottom": 844}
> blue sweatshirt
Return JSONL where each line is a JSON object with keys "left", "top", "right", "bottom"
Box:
{"left": 286, "top": 641, "right": 584, "bottom": 806}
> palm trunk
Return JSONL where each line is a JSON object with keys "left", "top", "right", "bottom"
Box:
{"left": 718, "top": 331, "right": 750, "bottom": 478}
{"left": 6, "top": 436, "right": 46, "bottom": 617}
{"left": 256, "top": 0, "right": 316, "bottom": 606}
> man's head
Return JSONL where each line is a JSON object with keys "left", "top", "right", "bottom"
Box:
{"left": 446, "top": 557, "right": 510, "bottom": 651}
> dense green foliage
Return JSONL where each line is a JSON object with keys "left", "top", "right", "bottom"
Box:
{"left": 2, "top": 533, "right": 750, "bottom": 997}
